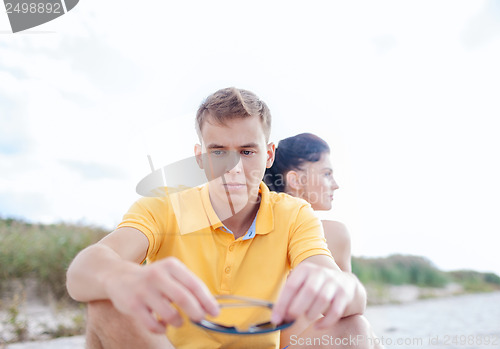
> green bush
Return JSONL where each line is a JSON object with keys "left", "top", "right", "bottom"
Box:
{"left": 0, "top": 217, "right": 108, "bottom": 298}
{"left": 2, "top": 217, "right": 499, "bottom": 298}
{"left": 352, "top": 254, "right": 450, "bottom": 287}
{"left": 353, "top": 255, "right": 500, "bottom": 292}
{"left": 484, "top": 272, "right": 500, "bottom": 285}
{"left": 448, "top": 270, "right": 500, "bottom": 292}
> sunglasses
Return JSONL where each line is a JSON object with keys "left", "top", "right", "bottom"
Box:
{"left": 192, "top": 295, "right": 294, "bottom": 335}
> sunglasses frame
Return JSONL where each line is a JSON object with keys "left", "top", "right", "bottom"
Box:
{"left": 192, "top": 295, "right": 294, "bottom": 335}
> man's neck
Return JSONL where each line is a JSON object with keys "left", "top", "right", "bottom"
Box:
{"left": 208, "top": 188, "right": 261, "bottom": 239}
{"left": 222, "top": 201, "right": 260, "bottom": 239}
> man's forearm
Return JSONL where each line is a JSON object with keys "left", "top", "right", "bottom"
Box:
{"left": 66, "top": 244, "right": 140, "bottom": 302}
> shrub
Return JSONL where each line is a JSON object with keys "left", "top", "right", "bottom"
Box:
{"left": 0, "top": 217, "right": 108, "bottom": 299}
{"left": 448, "top": 270, "right": 500, "bottom": 292}
{"left": 352, "top": 254, "right": 450, "bottom": 287}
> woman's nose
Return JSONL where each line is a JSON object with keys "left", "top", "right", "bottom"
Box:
{"left": 331, "top": 177, "right": 339, "bottom": 191}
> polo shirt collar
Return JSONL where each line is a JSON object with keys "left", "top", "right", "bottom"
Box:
{"left": 219, "top": 215, "right": 257, "bottom": 240}
{"left": 187, "top": 182, "right": 274, "bottom": 236}
{"left": 255, "top": 182, "right": 274, "bottom": 235}
{"left": 200, "top": 184, "right": 224, "bottom": 230}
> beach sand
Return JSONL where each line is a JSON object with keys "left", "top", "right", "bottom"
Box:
{"left": 364, "top": 292, "right": 500, "bottom": 348}
{"left": 3, "top": 292, "right": 500, "bottom": 349}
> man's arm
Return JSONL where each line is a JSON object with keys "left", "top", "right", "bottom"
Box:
{"left": 271, "top": 254, "right": 366, "bottom": 330}
{"left": 66, "top": 227, "right": 148, "bottom": 301}
{"left": 66, "top": 227, "right": 219, "bottom": 333}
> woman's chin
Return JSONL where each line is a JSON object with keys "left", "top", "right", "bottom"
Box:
{"left": 313, "top": 202, "right": 332, "bottom": 211}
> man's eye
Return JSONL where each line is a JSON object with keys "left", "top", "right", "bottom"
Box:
{"left": 211, "top": 150, "right": 226, "bottom": 156}
{"left": 241, "top": 150, "right": 254, "bottom": 156}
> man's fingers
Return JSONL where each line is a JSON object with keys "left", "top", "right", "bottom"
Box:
{"left": 146, "top": 295, "right": 183, "bottom": 327}
{"left": 305, "top": 282, "right": 336, "bottom": 320}
{"left": 163, "top": 258, "right": 219, "bottom": 317}
{"left": 156, "top": 273, "right": 207, "bottom": 322}
{"left": 271, "top": 268, "right": 308, "bottom": 324}
{"left": 315, "top": 289, "right": 348, "bottom": 329}
{"left": 285, "top": 271, "right": 326, "bottom": 321}
{"left": 137, "top": 306, "right": 167, "bottom": 334}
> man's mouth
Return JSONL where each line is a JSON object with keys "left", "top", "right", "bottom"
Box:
{"left": 223, "top": 183, "right": 246, "bottom": 190}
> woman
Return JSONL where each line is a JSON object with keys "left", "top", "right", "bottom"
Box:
{"left": 264, "top": 133, "right": 351, "bottom": 272}
{"left": 266, "top": 133, "right": 384, "bottom": 349}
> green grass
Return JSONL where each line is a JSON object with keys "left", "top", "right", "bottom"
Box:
{"left": 352, "top": 254, "right": 500, "bottom": 292}
{"left": 0, "top": 217, "right": 108, "bottom": 299}
{"left": 448, "top": 270, "right": 500, "bottom": 292}
{"left": 1, "top": 217, "right": 499, "bottom": 300}
{"left": 352, "top": 254, "right": 450, "bottom": 287}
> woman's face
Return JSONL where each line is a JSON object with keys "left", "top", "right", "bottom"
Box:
{"left": 299, "top": 153, "right": 339, "bottom": 211}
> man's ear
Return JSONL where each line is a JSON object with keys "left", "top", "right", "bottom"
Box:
{"left": 286, "top": 171, "right": 302, "bottom": 191}
{"left": 266, "top": 142, "right": 276, "bottom": 169}
{"left": 194, "top": 144, "right": 204, "bottom": 169}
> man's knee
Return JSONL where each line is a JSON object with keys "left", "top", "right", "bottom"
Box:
{"left": 336, "top": 315, "right": 383, "bottom": 349}
{"left": 337, "top": 314, "right": 370, "bottom": 334}
{"left": 86, "top": 300, "right": 175, "bottom": 349}
{"left": 86, "top": 300, "right": 137, "bottom": 348}
{"left": 85, "top": 301, "right": 109, "bottom": 349}
{"left": 281, "top": 315, "right": 381, "bottom": 349}
{"left": 87, "top": 300, "right": 123, "bottom": 333}
{"left": 87, "top": 300, "right": 119, "bottom": 323}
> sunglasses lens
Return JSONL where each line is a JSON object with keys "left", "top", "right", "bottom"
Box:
{"left": 254, "top": 321, "right": 276, "bottom": 330}
{"left": 197, "top": 319, "right": 236, "bottom": 331}
{"left": 194, "top": 319, "right": 294, "bottom": 334}
{"left": 192, "top": 296, "right": 294, "bottom": 334}
{"left": 252, "top": 321, "right": 294, "bottom": 332}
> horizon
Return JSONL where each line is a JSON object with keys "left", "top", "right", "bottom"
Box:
{"left": 0, "top": 214, "right": 498, "bottom": 278}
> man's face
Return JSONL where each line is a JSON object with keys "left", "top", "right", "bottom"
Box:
{"left": 195, "top": 115, "right": 274, "bottom": 218}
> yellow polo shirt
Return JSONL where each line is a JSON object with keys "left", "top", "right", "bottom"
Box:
{"left": 118, "top": 182, "right": 333, "bottom": 349}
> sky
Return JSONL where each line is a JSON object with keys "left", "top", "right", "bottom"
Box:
{"left": 1, "top": 0, "right": 499, "bottom": 276}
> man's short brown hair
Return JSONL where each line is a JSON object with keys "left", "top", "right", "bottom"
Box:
{"left": 196, "top": 87, "right": 272, "bottom": 141}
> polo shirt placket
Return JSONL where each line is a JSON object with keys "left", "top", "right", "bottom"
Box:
{"left": 218, "top": 217, "right": 257, "bottom": 293}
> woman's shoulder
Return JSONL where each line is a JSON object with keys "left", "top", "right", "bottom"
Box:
{"left": 321, "top": 220, "right": 351, "bottom": 242}
{"left": 321, "top": 220, "right": 348, "bottom": 232}
{"left": 321, "top": 220, "right": 352, "bottom": 272}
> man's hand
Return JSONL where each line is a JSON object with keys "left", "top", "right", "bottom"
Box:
{"left": 104, "top": 257, "right": 220, "bottom": 333}
{"left": 271, "top": 255, "right": 364, "bottom": 330}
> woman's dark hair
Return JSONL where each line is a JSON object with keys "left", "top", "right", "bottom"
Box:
{"left": 264, "top": 133, "right": 330, "bottom": 192}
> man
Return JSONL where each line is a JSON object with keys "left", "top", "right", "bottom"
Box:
{"left": 66, "top": 87, "right": 376, "bottom": 348}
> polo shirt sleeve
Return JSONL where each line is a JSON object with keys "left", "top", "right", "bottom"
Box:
{"left": 288, "top": 204, "right": 334, "bottom": 269}
{"left": 117, "top": 197, "right": 162, "bottom": 259}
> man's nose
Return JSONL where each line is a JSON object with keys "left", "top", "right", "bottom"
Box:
{"left": 226, "top": 156, "right": 243, "bottom": 174}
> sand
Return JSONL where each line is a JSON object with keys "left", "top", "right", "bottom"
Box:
{"left": 3, "top": 292, "right": 500, "bottom": 349}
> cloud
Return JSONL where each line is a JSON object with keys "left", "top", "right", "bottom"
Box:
{"left": 53, "top": 34, "right": 142, "bottom": 94}
{"left": 372, "top": 35, "right": 398, "bottom": 54}
{"left": 59, "top": 159, "right": 125, "bottom": 180}
{"left": 461, "top": 0, "right": 500, "bottom": 48}
{"left": 0, "top": 99, "right": 31, "bottom": 155}
{"left": 0, "top": 191, "right": 53, "bottom": 221}
{"left": 0, "top": 72, "right": 34, "bottom": 155}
